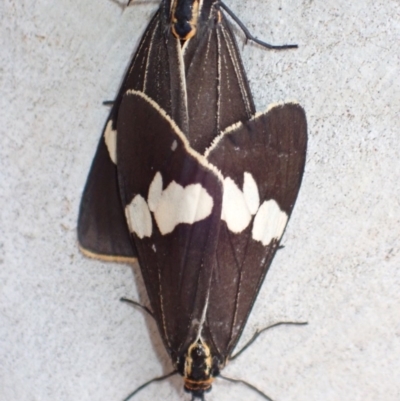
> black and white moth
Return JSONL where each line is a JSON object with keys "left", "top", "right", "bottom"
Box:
{"left": 78, "top": 0, "right": 307, "bottom": 399}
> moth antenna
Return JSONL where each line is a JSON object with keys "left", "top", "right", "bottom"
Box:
{"left": 230, "top": 321, "right": 308, "bottom": 360}
{"left": 219, "top": 375, "right": 274, "bottom": 401}
{"left": 125, "top": 0, "right": 145, "bottom": 8}
{"left": 123, "top": 371, "right": 178, "bottom": 401}
{"left": 102, "top": 100, "right": 114, "bottom": 107}
{"left": 108, "top": 0, "right": 132, "bottom": 12}
{"left": 120, "top": 297, "right": 155, "bottom": 319}
{"left": 219, "top": 1, "right": 298, "bottom": 50}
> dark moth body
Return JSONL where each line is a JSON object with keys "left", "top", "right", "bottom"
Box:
{"left": 78, "top": 0, "right": 307, "bottom": 398}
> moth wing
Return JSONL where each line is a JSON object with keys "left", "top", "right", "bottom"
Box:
{"left": 204, "top": 103, "right": 307, "bottom": 358}
{"left": 78, "top": 8, "right": 188, "bottom": 261}
{"left": 183, "top": 9, "right": 255, "bottom": 153}
{"left": 78, "top": 120, "right": 137, "bottom": 261}
{"left": 117, "top": 90, "right": 223, "bottom": 358}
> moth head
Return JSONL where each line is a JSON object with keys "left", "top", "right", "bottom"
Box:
{"left": 171, "top": 0, "right": 199, "bottom": 40}
{"left": 179, "top": 339, "right": 219, "bottom": 398}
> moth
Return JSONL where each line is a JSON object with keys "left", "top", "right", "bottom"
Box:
{"left": 78, "top": 0, "right": 307, "bottom": 400}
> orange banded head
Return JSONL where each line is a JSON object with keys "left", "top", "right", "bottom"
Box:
{"left": 171, "top": 0, "right": 200, "bottom": 40}
{"left": 178, "top": 339, "right": 220, "bottom": 399}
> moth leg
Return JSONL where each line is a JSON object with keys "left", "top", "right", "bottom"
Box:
{"left": 229, "top": 321, "right": 308, "bottom": 361}
{"left": 123, "top": 371, "right": 178, "bottom": 401}
{"left": 102, "top": 100, "right": 114, "bottom": 106}
{"left": 219, "top": 1, "right": 298, "bottom": 50}
{"left": 219, "top": 375, "right": 274, "bottom": 401}
{"left": 120, "top": 297, "right": 154, "bottom": 319}
{"left": 191, "top": 395, "right": 205, "bottom": 401}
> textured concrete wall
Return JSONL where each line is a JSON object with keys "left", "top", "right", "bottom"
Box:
{"left": 1, "top": 0, "right": 399, "bottom": 400}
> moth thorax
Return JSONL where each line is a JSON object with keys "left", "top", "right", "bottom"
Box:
{"left": 183, "top": 339, "right": 214, "bottom": 394}
{"left": 171, "top": 0, "right": 200, "bottom": 40}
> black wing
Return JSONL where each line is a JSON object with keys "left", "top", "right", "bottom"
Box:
{"left": 78, "top": 2, "right": 255, "bottom": 262}
{"left": 77, "top": 125, "right": 136, "bottom": 261}
{"left": 183, "top": 4, "right": 255, "bottom": 153}
{"left": 204, "top": 103, "right": 307, "bottom": 360}
{"left": 78, "top": 7, "right": 188, "bottom": 261}
{"left": 117, "top": 90, "right": 223, "bottom": 359}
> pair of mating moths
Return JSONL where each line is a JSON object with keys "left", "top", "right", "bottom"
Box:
{"left": 78, "top": 0, "right": 307, "bottom": 400}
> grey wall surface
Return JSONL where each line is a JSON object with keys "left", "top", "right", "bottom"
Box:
{"left": 1, "top": 0, "right": 399, "bottom": 400}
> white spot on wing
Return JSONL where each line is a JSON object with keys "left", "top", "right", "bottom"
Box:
{"left": 148, "top": 172, "right": 163, "bottom": 212}
{"left": 171, "top": 140, "right": 177, "bottom": 151}
{"left": 243, "top": 172, "right": 260, "bottom": 215}
{"left": 104, "top": 120, "right": 117, "bottom": 164}
{"left": 153, "top": 181, "right": 213, "bottom": 235}
{"left": 221, "top": 177, "right": 252, "bottom": 233}
{"left": 252, "top": 200, "right": 288, "bottom": 246}
{"left": 125, "top": 195, "right": 152, "bottom": 239}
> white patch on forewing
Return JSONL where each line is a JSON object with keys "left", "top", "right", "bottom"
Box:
{"left": 221, "top": 172, "right": 260, "bottom": 233}
{"left": 147, "top": 172, "right": 163, "bottom": 212}
{"left": 125, "top": 195, "right": 152, "bottom": 239}
{"left": 171, "top": 140, "right": 177, "bottom": 151}
{"left": 252, "top": 200, "right": 288, "bottom": 246}
{"left": 104, "top": 120, "right": 117, "bottom": 164}
{"left": 153, "top": 181, "right": 213, "bottom": 235}
{"left": 243, "top": 172, "right": 260, "bottom": 215}
{"left": 221, "top": 177, "right": 252, "bottom": 233}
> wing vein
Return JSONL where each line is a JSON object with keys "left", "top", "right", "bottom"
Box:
{"left": 220, "top": 24, "right": 252, "bottom": 116}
